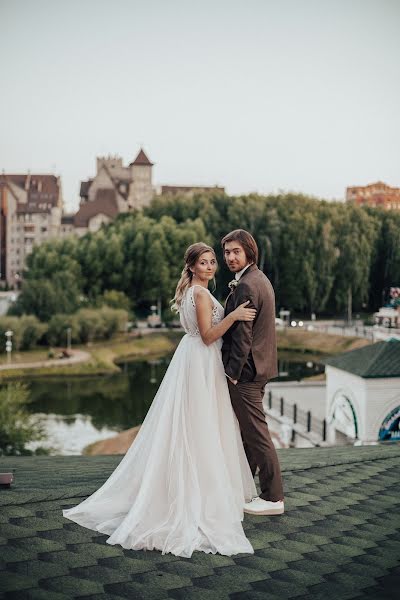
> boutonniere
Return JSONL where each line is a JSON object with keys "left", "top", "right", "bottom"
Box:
{"left": 228, "top": 279, "right": 239, "bottom": 291}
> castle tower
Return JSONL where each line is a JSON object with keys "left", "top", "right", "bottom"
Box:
{"left": 128, "top": 148, "right": 154, "bottom": 209}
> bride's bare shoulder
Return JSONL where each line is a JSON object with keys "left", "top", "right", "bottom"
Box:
{"left": 192, "top": 285, "right": 213, "bottom": 306}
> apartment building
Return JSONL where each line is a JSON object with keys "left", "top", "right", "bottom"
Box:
{"left": 0, "top": 174, "right": 62, "bottom": 287}
{"left": 0, "top": 147, "right": 225, "bottom": 286}
{"left": 346, "top": 181, "right": 400, "bottom": 210}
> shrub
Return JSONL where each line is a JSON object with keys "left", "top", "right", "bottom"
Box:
{"left": 98, "top": 307, "right": 128, "bottom": 339}
{"left": 19, "top": 315, "right": 47, "bottom": 350}
{"left": 76, "top": 309, "right": 106, "bottom": 343}
{"left": 101, "top": 290, "right": 132, "bottom": 313}
{"left": 0, "top": 383, "right": 49, "bottom": 456}
{"left": 46, "top": 314, "right": 79, "bottom": 347}
{"left": 0, "top": 315, "right": 47, "bottom": 352}
{"left": 0, "top": 316, "right": 23, "bottom": 352}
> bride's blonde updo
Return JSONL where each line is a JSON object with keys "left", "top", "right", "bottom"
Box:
{"left": 171, "top": 242, "right": 216, "bottom": 312}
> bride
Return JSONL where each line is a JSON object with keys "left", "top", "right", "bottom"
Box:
{"left": 63, "top": 242, "right": 257, "bottom": 557}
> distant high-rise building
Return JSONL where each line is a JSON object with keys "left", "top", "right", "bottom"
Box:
{"left": 346, "top": 181, "right": 400, "bottom": 210}
{"left": 0, "top": 174, "right": 63, "bottom": 287}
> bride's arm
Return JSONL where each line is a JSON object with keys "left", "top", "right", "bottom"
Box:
{"left": 194, "top": 287, "right": 256, "bottom": 346}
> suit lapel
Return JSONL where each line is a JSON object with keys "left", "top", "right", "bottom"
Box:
{"left": 238, "top": 263, "right": 257, "bottom": 281}
{"left": 224, "top": 264, "right": 257, "bottom": 315}
{"left": 224, "top": 290, "right": 235, "bottom": 315}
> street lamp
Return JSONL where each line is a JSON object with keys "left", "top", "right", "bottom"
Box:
{"left": 66, "top": 327, "right": 72, "bottom": 351}
{"left": 5, "top": 330, "right": 13, "bottom": 364}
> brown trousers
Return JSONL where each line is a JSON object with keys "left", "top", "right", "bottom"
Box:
{"left": 228, "top": 380, "right": 284, "bottom": 502}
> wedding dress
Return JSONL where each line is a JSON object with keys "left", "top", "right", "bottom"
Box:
{"left": 62, "top": 285, "right": 256, "bottom": 557}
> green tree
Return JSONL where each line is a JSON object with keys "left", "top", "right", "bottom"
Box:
{"left": 331, "top": 204, "right": 379, "bottom": 319}
{"left": 0, "top": 383, "right": 48, "bottom": 456}
{"left": 46, "top": 314, "right": 79, "bottom": 347}
{"left": 76, "top": 309, "right": 106, "bottom": 343}
{"left": 98, "top": 307, "right": 128, "bottom": 338}
{"left": 10, "top": 272, "right": 81, "bottom": 321}
{"left": 312, "top": 206, "right": 338, "bottom": 313}
{"left": 367, "top": 209, "right": 400, "bottom": 309}
{"left": 10, "top": 191, "right": 396, "bottom": 320}
{"left": 19, "top": 315, "right": 46, "bottom": 350}
{"left": 101, "top": 290, "right": 132, "bottom": 313}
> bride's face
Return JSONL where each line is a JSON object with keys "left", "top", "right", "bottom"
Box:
{"left": 191, "top": 251, "right": 217, "bottom": 282}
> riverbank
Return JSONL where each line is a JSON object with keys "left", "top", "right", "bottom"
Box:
{"left": 83, "top": 425, "right": 141, "bottom": 455}
{"left": 0, "top": 331, "right": 183, "bottom": 380}
{"left": 276, "top": 327, "right": 370, "bottom": 355}
{"left": 0, "top": 327, "right": 370, "bottom": 380}
{"left": 0, "top": 349, "right": 91, "bottom": 372}
{"left": 80, "top": 329, "right": 370, "bottom": 456}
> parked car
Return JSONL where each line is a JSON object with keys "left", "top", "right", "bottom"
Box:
{"left": 374, "top": 307, "right": 400, "bottom": 328}
{"left": 147, "top": 314, "right": 163, "bottom": 328}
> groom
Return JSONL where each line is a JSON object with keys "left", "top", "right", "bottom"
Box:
{"left": 221, "top": 229, "right": 284, "bottom": 515}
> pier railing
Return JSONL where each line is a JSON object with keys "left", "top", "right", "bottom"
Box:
{"left": 266, "top": 391, "right": 327, "bottom": 443}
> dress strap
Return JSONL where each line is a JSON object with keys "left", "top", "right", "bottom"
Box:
{"left": 190, "top": 284, "right": 211, "bottom": 294}
{"left": 188, "top": 285, "right": 212, "bottom": 308}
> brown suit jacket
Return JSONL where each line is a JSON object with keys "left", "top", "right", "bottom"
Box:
{"left": 222, "top": 264, "right": 278, "bottom": 384}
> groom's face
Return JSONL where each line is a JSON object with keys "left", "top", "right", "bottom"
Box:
{"left": 224, "top": 241, "right": 249, "bottom": 273}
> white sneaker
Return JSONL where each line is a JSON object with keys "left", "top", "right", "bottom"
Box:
{"left": 244, "top": 497, "right": 284, "bottom": 515}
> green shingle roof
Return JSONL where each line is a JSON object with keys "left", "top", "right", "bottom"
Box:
{"left": 324, "top": 339, "right": 400, "bottom": 378}
{"left": 1, "top": 445, "right": 399, "bottom": 599}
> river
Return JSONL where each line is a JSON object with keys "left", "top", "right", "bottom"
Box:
{"left": 12, "top": 354, "right": 324, "bottom": 455}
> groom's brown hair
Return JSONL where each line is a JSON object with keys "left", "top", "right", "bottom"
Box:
{"left": 221, "top": 229, "right": 258, "bottom": 264}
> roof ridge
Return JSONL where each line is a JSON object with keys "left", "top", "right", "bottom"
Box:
{"left": 325, "top": 339, "right": 400, "bottom": 378}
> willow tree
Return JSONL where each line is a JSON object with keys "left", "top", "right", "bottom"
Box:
{"left": 331, "top": 204, "right": 379, "bottom": 320}
{"left": 367, "top": 209, "right": 400, "bottom": 309}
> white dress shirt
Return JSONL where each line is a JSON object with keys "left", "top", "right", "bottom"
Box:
{"left": 235, "top": 263, "right": 252, "bottom": 280}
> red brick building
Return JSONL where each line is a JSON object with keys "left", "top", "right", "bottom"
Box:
{"left": 346, "top": 181, "right": 400, "bottom": 210}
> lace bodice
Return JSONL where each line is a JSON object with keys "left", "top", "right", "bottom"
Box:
{"left": 180, "top": 285, "right": 224, "bottom": 337}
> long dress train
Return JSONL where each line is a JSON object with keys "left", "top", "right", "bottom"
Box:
{"left": 62, "top": 285, "right": 256, "bottom": 557}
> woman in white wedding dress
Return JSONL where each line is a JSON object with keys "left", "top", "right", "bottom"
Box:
{"left": 62, "top": 242, "right": 257, "bottom": 557}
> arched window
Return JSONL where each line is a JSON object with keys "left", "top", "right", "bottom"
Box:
{"left": 330, "top": 393, "right": 358, "bottom": 439}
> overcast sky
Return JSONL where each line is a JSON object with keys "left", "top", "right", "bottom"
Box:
{"left": 1, "top": 0, "right": 399, "bottom": 211}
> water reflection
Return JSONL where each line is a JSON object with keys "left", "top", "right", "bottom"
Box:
{"left": 8, "top": 355, "right": 323, "bottom": 455}
{"left": 277, "top": 358, "right": 322, "bottom": 381}
{"left": 26, "top": 358, "right": 169, "bottom": 432}
{"left": 26, "top": 413, "right": 118, "bottom": 456}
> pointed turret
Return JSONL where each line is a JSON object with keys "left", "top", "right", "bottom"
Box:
{"left": 129, "top": 148, "right": 154, "bottom": 167}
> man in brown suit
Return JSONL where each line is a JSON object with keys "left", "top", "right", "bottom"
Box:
{"left": 221, "top": 229, "right": 284, "bottom": 515}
